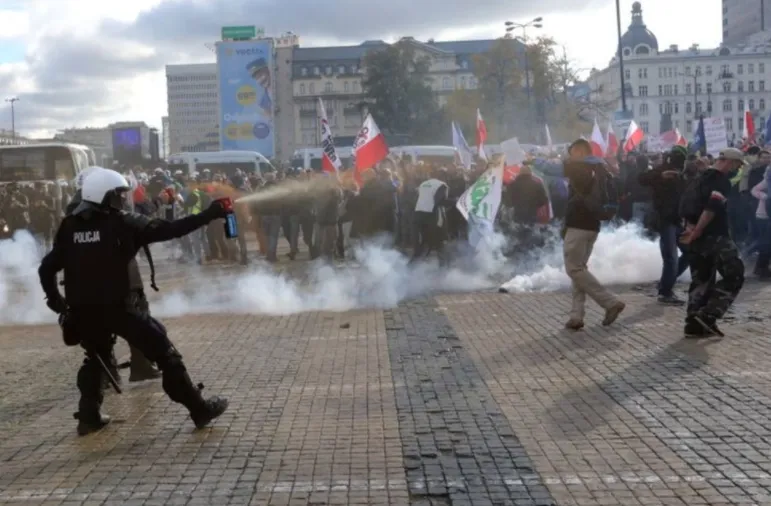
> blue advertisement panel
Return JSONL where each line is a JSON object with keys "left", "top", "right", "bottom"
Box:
{"left": 216, "top": 39, "right": 275, "bottom": 157}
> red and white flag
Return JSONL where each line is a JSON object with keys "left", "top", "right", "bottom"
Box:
{"left": 605, "top": 120, "right": 619, "bottom": 157}
{"left": 623, "top": 120, "right": 644, "bottom": 153}
{"left": 476, "top": 109, "right": 488, "bottom": 161}
{"left": 318, "top": 98, "right": 341, "bottom": 174}
{"left": 743, "top": 102, "right": 756, "bottom": 144}
{"left": 353, "top": 114, "right": 389, "bottom": 184}
{"left": 674, "top": 128, "right": 687, "bottom": 147}
{"left": 590, "top": 118, "right": 606, "bottom": 157}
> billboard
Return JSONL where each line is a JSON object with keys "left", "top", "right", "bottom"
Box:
{"left": 216, "top": 39, "right": 275, "bottom": 157}
{"left": 112, "top": 127, "right": 143, "bottom": 166}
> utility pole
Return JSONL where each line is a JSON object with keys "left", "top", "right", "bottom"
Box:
{"left": 5, "top": 97, "right": 19, "bottom": 141}
{"left": 615, "top": 0, "right": 627, "bottom": 112}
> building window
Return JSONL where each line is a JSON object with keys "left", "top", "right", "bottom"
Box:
{"left": 638, "top": 85, "right": 648, "bottom": 96}
{"left": 738, "top": 64, "right": 744, "bottom": 74}
{"left": 749, "top": 81, "right": 755, "bottom": 92}
{"left": 739, "top": 117, "right": 745, "bottom": 132}
{"left": 642, "top": 68, "right": 648, "bottom": 78}
{"left": 739, "top": 98, "right": 745, "bottom": 110}
{"left": 686, "top": 120, "right": 692, "bottom": 132}
{"left": 761, "top": 63, "right": 766, "bottom": 73}
{"left": 640, "top": 68, "right": 646, "bottom": 79}
{"left": 325, "top": 66, "right": 332, "bottom": 75}
{"left": 640, "top": 121, "right": 649, "bottom": 133}
{"left": 339, "top": 66, "right": 346, "bottom": 74}
{"left": 725, "top": 117, "right": 733, "bottom": 131}
{"left": 325, "top": 82, "right": 333, "bottom": 92}
{"left": 723, "top": 81, "right": 732, "bottom": 92}
{"left": 761, "top": 98, "right": 766, "bottom": 110}
{"left": 723, "top": 99, "right": 732, "bottom": 112}
{"left": 696, "top": 83, "right": 702, "bottom": 94}
{"left": 686, "top": 102, "right": 692, "bottom": 114}
{"left": 738, "top": 81, "right": 744, "bottom": 92}
{"left": 706, "top": 65, "right": 713, "bottom": 76}
{"left": 707, "top": 83, "right": 713, "bottom": 93}
{"left": 750, "top": 99, "right": 756, "bottom": 110}
{"left": 761, "top": 80, "right": 766, "bottom": 91}
{"left": 344, "top": 81, "right": 349, "bottom": 92}
{"left": 658, "top": 85, "right": 663, "bottom": 95}
{"left": 640, "top": 103, "right": 648, "bottom": 115}
{"left": 674, "top": 84, "right": 679, "bottom": 95}
{"left": 696, "top": 101, "right": 703, "bottom": 114}
{"left": 749, "top": 63, "right": 755, "bottom": 74}
{"left": 442, "top": 77, "right": 450, "bottom": 89}
{"left": 686, "top": 83, "right": 692, "bottom": 95}
{"left": 625, "top": 69, "right": 631, "bottom": 80}
{"left": 685, "top": 66, "right": 692, "bottom": 76}
{"left": 301, "top": 67, "right": 308, "bottom": 77}
{"left": 674, "top": 103, "right": 679, "bottom": 114}
{"left": 300, "top": 84, "right": 305, "bottom": 95}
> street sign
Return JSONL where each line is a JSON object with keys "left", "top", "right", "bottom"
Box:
{"left": 221, "top": 26, "right": 258, "bottom": 40}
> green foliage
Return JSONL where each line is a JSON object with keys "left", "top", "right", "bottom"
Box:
{"left": 361, "top": 39, "right": 444, "bottom": 143}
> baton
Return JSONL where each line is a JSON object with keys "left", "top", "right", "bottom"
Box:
{"left": 94, "top": 352, "right": 123, "bottom": 394}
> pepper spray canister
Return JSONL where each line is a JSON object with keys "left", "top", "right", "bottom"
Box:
{"left": 217, "top": 197, "right": 239, "bottom": 239}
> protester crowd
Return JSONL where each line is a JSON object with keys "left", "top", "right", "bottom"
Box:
{"left": 2, "top": 138, "right": 769, "bottom": 338}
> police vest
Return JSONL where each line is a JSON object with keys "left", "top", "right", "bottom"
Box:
{"left": 191, "top": 189, "right": 205, "bottom": 215}
{"left": 60, "top": 211, "right": 132, "bottom": 307}
{"left": 415, "top": 179, "right": 447, "bottom": 213}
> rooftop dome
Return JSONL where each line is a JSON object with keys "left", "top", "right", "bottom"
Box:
{"left": 620, "top": 2, "right": 659, "bottom": 56}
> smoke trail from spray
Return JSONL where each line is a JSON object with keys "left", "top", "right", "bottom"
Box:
{"left": 0, "top": 224, "right": 665, "bottom": 326}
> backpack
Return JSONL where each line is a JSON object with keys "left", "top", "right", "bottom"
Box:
{"left": 589, "top": 163, "right": 619, "bottom": 221}
{"left": 679, "top": 173, "right": 706, "bottom": 222}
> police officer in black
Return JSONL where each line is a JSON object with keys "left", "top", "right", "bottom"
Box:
{"left": 39, "top": 168, "right": 229, "bottom": 435}
{"left": 679, "top": 148, "right": 746, "bottom": 337}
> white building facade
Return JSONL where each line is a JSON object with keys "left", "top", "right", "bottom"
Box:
{"left": 165, "top": 63, "right": 219, "bottom": 154}
{"left": 589, "top": 1, "right": 771, "bottom": 141}
{"left": 722, "top": 0, "right": 771, "bottom": 45}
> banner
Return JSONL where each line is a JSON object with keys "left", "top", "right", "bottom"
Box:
{"left": 457, "top": 154, "right": 504, "bottom": 223}
{"left": 692, "top": 116, "right": 728, "bottom": 155}
{"left": 216, "top": 39, "right": 275, "bottom": 156}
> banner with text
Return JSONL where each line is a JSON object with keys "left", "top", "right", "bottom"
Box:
{"left": 216, "top": 39, "right": 275, "bottom": 156}
{"left": 692, "top": 116, "right": 728, "bottom": 155}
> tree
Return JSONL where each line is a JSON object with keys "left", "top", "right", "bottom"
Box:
{"left": 471, "top": 38, "right": 524, "bottom": 141}
{"left": 445, "top": 88, "right": 482, "bottom": 139}
{"left": 362, "top": 39, "right": 444, "bottom": 143}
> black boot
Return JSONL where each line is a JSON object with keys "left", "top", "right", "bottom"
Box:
{"left": 76, "top": 361, "right": 110, "bottom": 436}
{"left": 161, "top": 358, "right": 229, "bottom": 429}
{"left": 128, "top": 345, "right": 162, "bottom": 382}
{"left": 75, "top": 410, "right": 111, "bottom": 436}
{"left": 191, "top": 396, "right": 229, "bottom": 429}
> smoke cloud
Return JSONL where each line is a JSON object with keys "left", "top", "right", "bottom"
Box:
{"left": 0, "top": 224, "right": 666, "bottom": 327}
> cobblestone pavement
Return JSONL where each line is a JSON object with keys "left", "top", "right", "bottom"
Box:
{"left": 1, "top": 251, "right": 771, "bottom": 505}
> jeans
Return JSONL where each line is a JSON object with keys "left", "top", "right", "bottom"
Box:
{"left": 658, "top": 223, "right": 690, "bottom": 296}
{"left": 284, "top": 215, "right": 300, "bottom": 256}
{"left": 261, "top": 215, "right": 282, "bottom": 261}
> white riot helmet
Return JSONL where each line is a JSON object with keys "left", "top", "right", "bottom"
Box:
{"left": 75, "top": 166, "right": 103, "bottom": 191}
{"left": 81, "top": 168, "right": 130, "bottom": 210}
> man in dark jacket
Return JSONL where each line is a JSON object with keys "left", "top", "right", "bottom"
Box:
{"left": 504, "top": 165, "right": 549, "bottom": 251}
{"left": 562, "top": 139, "right": 626, "bottom": 330}
{"left": 639, "top": 146, "right": 690, "bottom": 304}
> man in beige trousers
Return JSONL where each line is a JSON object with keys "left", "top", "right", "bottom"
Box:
{"left": 562, "top": 140, "right": 626, "bottom": 330}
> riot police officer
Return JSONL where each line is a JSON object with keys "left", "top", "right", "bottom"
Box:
{"left": 39, "top": 168, "right": 229, "bottom": 435}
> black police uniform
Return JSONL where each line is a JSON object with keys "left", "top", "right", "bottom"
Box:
{"left": 65, "top": 192, "right": 161, "bottom": 384}
{"left": 39, "top": 197, "right": 229, "bottom": 435}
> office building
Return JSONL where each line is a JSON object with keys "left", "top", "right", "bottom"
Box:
{"left": 165, "top": 63, "right": 219, "bottom": 154}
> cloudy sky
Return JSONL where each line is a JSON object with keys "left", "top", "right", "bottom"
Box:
{"left": 0, "top": 0, "right": 721, "bottom": 138}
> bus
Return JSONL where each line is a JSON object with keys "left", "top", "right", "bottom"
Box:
{"left": 167, "top": 151, "right": 274, "bottom": 179}
{"left": 0, "top": 143, "right": 88, "bottom": 232}
{"left": 290, "top": 147, "right": 354, "bottom": 171}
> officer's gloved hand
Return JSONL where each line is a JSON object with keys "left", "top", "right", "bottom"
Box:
{"left": 45, "top": 295, "right": 67, "bottom": 314}
{"left": 206, "top": 199, "right": 230, "bottom": 219}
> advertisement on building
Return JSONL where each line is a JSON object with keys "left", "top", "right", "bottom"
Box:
{"left": 216, "top": 39, "right": 275, "bottom": 157}
{"left": 112, "top": 127, "right": 143, "bottom": 166}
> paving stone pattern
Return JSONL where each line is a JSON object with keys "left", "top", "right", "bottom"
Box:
{"left": 2, "top": 250, "right": 771, "bottom": 505}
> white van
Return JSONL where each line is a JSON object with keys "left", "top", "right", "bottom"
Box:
{"left": 166, "top": 151, "right": 274, "bottom": 178}
{"left": 291, "top": 147, "right": 354, "bottom": 171}
{"left": 389, "top": 145, "right": 459, "bottom": 166}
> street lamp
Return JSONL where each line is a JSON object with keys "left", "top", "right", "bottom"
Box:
{"left": 5, "top": 97, "right": 19, "bottom": 142}
{"left": 505, "top": 17, "right": 543, "bottom": 142}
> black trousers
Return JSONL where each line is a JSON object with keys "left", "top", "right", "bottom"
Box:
{"left": 686, "top": 235, "right": 745, "bottom": 321}
{"left": 72, "top": 306, "right": 205, "bottom": 421}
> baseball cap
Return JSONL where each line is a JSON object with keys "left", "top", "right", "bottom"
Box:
{"left": 718, "top": 148, "right": 746, "bottom": 163}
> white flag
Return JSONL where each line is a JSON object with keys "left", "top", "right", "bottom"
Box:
{"left": 318, "top": 98, "right": 341, "bottom": 173}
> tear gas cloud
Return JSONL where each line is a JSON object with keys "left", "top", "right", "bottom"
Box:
{"left": 0, "top": 224, "right": 665, "bottom": 326}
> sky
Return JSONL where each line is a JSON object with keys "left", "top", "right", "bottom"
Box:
{"left": 0, "top": 0, "right": 722, "bottom": 138}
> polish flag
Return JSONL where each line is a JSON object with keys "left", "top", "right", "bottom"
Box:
{"left": 743, "top": 102, "right": 756, "bottom": 142}
{"left": 353, "top": 114, "right": 389, "bottom": 184}
{"left": 476, "top": 109, "right": 488, "bottom": 161}
{"left": 318, "top": 98, "right": 341, "bottom": 174}
{"left": 674, "top": 128, "right": 687, "bottom": 147}
{"left": 590, "top": 119, "right": 606, "bottom": 157}
{"left": 605, "top": 120, "right": 619, "bottom": 157}
{"left": 623, "top": 120, "right": 644, "bottom": 153}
